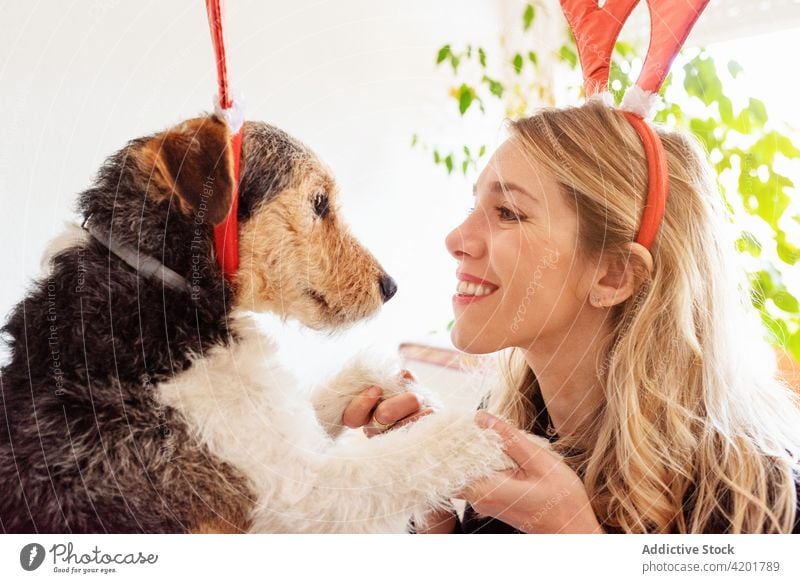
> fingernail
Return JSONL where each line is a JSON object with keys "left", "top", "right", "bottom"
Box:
{"left": 366, "top": 386, "right": 382, "bottom": 398}
{"left": 476, "top": 411, "right": 496, "bottom": 428}
{"left": 401, "top": 369, "right": 415, "bottom": 381}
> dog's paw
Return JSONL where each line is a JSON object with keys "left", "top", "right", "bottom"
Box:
{"left": 311, "top": 355, "right": 441, "bottom": 439}
{"left": 357, "top": 365, "right": 442, "bottom": 410}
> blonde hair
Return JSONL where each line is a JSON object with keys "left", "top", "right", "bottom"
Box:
{"left": 487, "top": 99, "right": 800, "bottom": 533}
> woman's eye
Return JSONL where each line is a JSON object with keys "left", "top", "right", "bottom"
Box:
{"left": 313, "top": 192, "right": 329, "bottom": 218}
{"left": 496, "top": 206, "right": 521, "bottom": 221}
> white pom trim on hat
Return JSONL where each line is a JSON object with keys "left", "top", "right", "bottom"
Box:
{"left": 214, "top": 94, "right": 245, "bottom": 134}
{"left": 619, "top": 85, "right": 661, "bottom": 120}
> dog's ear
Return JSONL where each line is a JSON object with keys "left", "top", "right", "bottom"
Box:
{"left": 141, "top": 116, "right": 235, "bottom": 225}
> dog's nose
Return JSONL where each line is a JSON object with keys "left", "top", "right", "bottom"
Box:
{"left": 379, "top": 273, "right": 398, "bottom": 303}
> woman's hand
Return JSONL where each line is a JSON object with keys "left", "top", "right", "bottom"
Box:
{"left": 341, "top": 370, "right": 434, "bottom": 438}
{"left": 460, "top": 411, "right": 604, "bottom": 534}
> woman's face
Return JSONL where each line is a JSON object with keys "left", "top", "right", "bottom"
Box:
{"left": 445, "top": 137, "right": 596, "bottom": 354}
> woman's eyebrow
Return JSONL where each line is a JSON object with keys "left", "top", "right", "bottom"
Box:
{"left": 488, "top": 181, "right": 540, "bottom": 205}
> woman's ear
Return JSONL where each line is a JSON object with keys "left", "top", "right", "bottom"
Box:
{"left": 139, "top": 115, "right": 234, "bottom": 225}
{"left": 589, "top": 242, "right": 653, "bottom": 308}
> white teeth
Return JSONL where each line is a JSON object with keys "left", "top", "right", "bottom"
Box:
{"left": 456, "top": 281, "right": 495, "bottom": 296}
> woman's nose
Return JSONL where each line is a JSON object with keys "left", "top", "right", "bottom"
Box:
{"left": 445, "top": 213, "right": 485, "bottom": 260}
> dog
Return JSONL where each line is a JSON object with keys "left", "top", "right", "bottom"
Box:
{"left": 0, "top": 114, "right": 541, "bottom": 533}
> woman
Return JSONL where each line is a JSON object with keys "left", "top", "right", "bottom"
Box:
{"left": 342, "top": 99, "right": 800, "bottom": 533}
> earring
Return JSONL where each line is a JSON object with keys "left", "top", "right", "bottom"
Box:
{"left": 591, "top": 294, "right": 600, "bottom": 306}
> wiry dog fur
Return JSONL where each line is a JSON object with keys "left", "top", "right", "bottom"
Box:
{"left": 0, "top": 114, "right": 543, "bottom": 533}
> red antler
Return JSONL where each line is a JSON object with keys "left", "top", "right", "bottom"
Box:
{"left": 638, "top": 0, "right": 710, "bottom": 93}
{"left": 560, "top": 0, "right": 710, "bottom": 99}
{"left": 560, "top": 0, "right": 640, "bottom": 97}
{"left": 206, "top": 0, "right": 232, "bottom": 109}
{"left": 205, "top": 0, "right": 243, "bottom": 283}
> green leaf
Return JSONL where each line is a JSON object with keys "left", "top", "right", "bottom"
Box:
{"left": 743, "top": 175, "right": 791, "bottom": 229}
{"left": 748, "top": 98, "right": 768, "bottom": 126}
{"left": 444, "top": 154, "right": 454, "bottom": 174}
{"left": 715, "top": 151, "right": 732, "bottom": 173}
{"left": 482, "top": 75, "right": 504, "bottom": 98}
{"left": 683, "top": 54, "right": 722, "bottom": 106}
{"left": 731, "top": 110, "right": 753, "bottom": 134}
{"left": 523, "top": 4, "right": 536, "bottom": 31}
{"left": 614, "top": 41, "right": 636, "bottom": 58}
{"left": 717, "top": 96, "right": 734, "bottom": 125}
{"left": 479, "top": 145, "right": 486, "bottom": 157}
{"left": 446, "top": 319, "right": 455, "bottom": 331}
{"left": 689, "top": 117, "right": 718, "bottom": 150}
{"left": 528, "top": 51, "right": 538, "bottom": 67}
{"left": 727, "top": 60, "right": 743, "bottom": 78}
{"left": 751, "top": 269, "right": 775, "bottom": 307}
{"left": 411, "top": 133, "right": 418, "bottom": 147}
{"left": 462, "top": 159, "right": 469, "bottom": 175}
{"left": 774, "top": 132, "right": 800, "bottom": 158}
{"left": 458, "top": 84, "right": 474, "bottom": 115}
{"left": 776, "top": 231, "right": 800, "bottom": 265}
{"left": 436, "top": 45, "right": 451, "bottom": 65}
{"left": 512, "top": 53, "right": 524, "bottom": 75}
{"left": 773, "top": 291, "right": 800, "bottom": 313}
{"left": 608, "top": 59, "right": 632, "bottom": 102}
{"left": 750, "top": 133, "right": 778, "bottom": 165}
{"left": 735, "top": 231, "right": 762, "bottom": 258}
{"left": 478, "top": 47, "right": 487, "bottom": 68}
{"left": 788, "top": 332, "right": 800, "bottom": 363}
{"left": 558, "top": 44, "right": 578, "bottom": 69}
{"left": 762, "top": 313, "right": 790, "bottom": 345}
{"left": 659, "top": 71, "right": 673, "bottom": 97}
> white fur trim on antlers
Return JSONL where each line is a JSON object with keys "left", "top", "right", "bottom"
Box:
{"left": 214, "top": 94, "right": 245, "bottom": 134}
{"left": 619, "top": 84, "right": 661, "bottom": 120}
{"left": 587, "top": 90, "right": 615, "bottom": 108}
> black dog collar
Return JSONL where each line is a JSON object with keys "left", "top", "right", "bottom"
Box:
{"left": 81, "top": 215, "right": 193, "bottom": 296}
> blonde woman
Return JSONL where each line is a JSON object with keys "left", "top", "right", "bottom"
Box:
{"left": 342, "top": 100, "right": 800, "bottom": 533}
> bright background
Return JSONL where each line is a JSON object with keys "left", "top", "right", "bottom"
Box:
{"left": 1, "top": 0, "right": 799, "bottom": 387}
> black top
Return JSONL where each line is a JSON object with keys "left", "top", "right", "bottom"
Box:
{"left": 422, "top": 390, "right": 800, "bottom": 534}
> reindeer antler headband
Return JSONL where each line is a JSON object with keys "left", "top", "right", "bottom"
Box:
{"left": 559, "top": 0, "right": 710, "bottom": 250}
{"left": 206, "top": 0, "right": 244, "bottom": 282}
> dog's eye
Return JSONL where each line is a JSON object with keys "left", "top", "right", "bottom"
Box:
{"left": 313, "top": 192, "right": 330, "bottom": 219}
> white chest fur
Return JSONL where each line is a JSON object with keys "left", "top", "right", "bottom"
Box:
{"left": 156, "top": 314, "right": 331, "bottom": 530}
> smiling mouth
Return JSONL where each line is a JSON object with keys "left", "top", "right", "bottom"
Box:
{"left": 455, "top": 280, "right": 498, "bottom": 298}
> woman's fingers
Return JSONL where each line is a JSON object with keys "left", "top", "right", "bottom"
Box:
{"left": 365, "top": 407, "right": 434, "bottom": 437}
{"left": 392, "top": 407, "right": 434, "bottom": 429}
{"left": 475, "top": 411, "right": 561, "bottom": 472}
{"left": 342, "top": 388, "right": 426, "bottom": 432}
{"left": 371, "top": 392, "right": 424, "bottom": 427}
{"left": 341, "top": 386, "right": 383, "bottom": 428}
{"left": 364, "top": 393, "right": 433, "bottom": 437}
